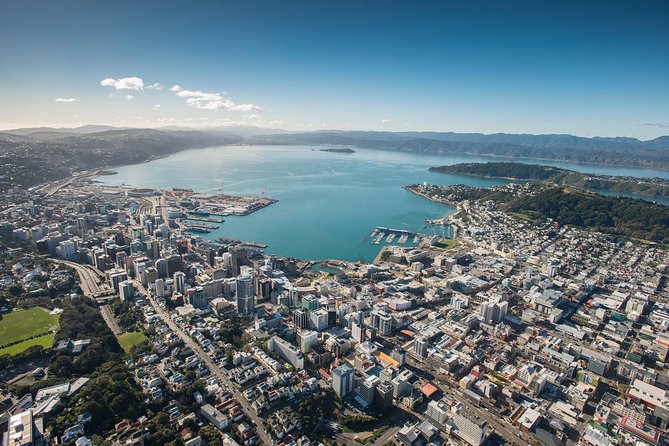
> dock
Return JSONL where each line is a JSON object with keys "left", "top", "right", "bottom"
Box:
{"left": 367, "top": 226, "right": 424, "bottom": 246}
{"left": 186, "top": 216, "right": 225, "bottom": 223}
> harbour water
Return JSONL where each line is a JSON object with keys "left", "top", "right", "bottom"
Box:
{"left": 98, "top": 145, "right": 669, "bottom": 261}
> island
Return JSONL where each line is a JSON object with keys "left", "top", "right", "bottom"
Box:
{"left": 429, "top": 162, "right": 669, "bottom": 198}
{"left": 319, "top": 147, "right": 356, "bottom": 154}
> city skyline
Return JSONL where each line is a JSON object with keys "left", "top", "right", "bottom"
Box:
{"left": 1, "top": 0, "right": 668, "bottom": 139}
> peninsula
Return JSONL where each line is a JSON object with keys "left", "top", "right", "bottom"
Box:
{"left": 430, "top": 162, "right": 669, "bottom": 198}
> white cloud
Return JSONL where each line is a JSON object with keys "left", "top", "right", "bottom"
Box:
{"left": 100, "top": 77, "right": 144, "bottom": 90}
{"left": 147, "top": 82, "right": 163, "bottom": 90}
{"left": 381, "top": 119, "right": 391, "bottom": 124}
{"left": 153, "top": 104, "right": 161, "bottom": 111}
{"left": 126, "top": 95, "right": 135, "bottom": 100}
{"left": 170, "top": 84, "right": 262, "bottom": 112}
{"left": 55, "top": 98, "right": 78, "bottom": 103}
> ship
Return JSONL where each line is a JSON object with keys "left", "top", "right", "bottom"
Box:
{"left": 191, "top": 208, "right": 210, "bottom": 216}
{"left": 186, "top": 227, "right": 211, "bottom": 233}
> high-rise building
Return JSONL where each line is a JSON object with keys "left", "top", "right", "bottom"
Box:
{"left": 379, "top": 312, "right": 393, "bottom": 335}
{"left": 413, "top": 336, "right": 428, "bottom": 358}
{"left": 352, "top": 321, "right": 366, "bottom": 344}
{"left": 166, "top": 254, "right": 183, "bottom": 276}
{"left": 297, "top": 330, "right": 319, "bottom": 354}
{"left": 391, "top": 348, "right": 407, "bottom": 366}
{"left": 155, "top": 258, "right": 168, "bottom": 279}
{"left": 173, "top": 271, "right": 186, "bottom": 294}
{"left": 310, "top": 309, "right": 329, "bottom": 331}
{"left": 426, "top": 400, "right": 449, "bottom": 426}
{"left": 236, "top": 274, "right": 255, "bottom": 316}
{"left": 187, "top": 286, "right": 207, "bottom": 309}
{"left": 267, "top": 336, "right": 304, "bottom": 369}
{"left": 57, "top": 240, "right": 76, "bottom": 260}
{"left": 375, "top": 381, "right": 394, "bottom": 409}
{"left": 293, "top": 308, "right": 309, "bottom": 329}
{"left": 154, "top": 278, "right": 165, "bottom": 298}
{"left": 229, "top": 246, "right": 248, "bottom": 276}
{"left": 332, "top": 364, "right": 355, "bottom": 398}
{"left": 301, "top": 294, "right": 320, "bottom": 311}
{"left": 453, "top": 411, "right": 491, "bottom": 446}
{"left": 480, "top": 300, "right": 508, "bottom": 324}
{"left": 119, "top": 280, "right": 135, "bottom": 301}
{"left": 356, "top": 375, "right": 379, "bottom": 407}
{"left": 146, "top": 238, "right": 161, "bottom": 259}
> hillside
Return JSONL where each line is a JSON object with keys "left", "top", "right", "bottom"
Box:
{"left": 0, "top": 129, "right": 242, "bottom": 191}
{"left": 408, "top": 183, "right": 669, "bottom": 244}
{"left": 430, "top": 162, "right": 669, "bottom": 198}
{"left": 250, "top": 131, "right": 669, "bottom": 169}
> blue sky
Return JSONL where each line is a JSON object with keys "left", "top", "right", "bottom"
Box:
{"left": 0, "top": 0, "right": 668, "bottom": 138}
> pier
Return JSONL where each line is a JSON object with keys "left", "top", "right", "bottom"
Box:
{"left": 186, "top": 216, "right": 225, "bottom": 223}
{"left": 366, "top": 226, "right": 425, "bottom": 246}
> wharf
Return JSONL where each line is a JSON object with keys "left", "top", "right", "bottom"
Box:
{"left": 186, "top": 216, "right": 225, "bottom": 223}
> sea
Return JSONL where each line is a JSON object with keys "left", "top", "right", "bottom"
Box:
{"left": 97, "top": 145, "right": 669, "bottom": 262}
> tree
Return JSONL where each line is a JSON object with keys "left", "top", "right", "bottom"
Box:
{"left": 199, "top": 425, "right": 223, "bottom": 446}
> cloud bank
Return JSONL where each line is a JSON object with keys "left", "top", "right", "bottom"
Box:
{"left": 170, "top": 85, "right": 261, "bottom": 112}
{"left": 100, "top": 77, "right": 144, "bottom": 90}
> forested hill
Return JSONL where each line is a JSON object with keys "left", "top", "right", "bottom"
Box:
{"left": 430, "top": 162, "right": 669, "bottom": 198}
{"left": 408, "top": 183, "right": 669, "bottom": 244}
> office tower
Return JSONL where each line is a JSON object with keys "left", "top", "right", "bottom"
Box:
{"left": 332, "top": 364, "right": 355, "bottom": 398}
{"left": 229, "top": 246, "right": 248, "bottom": 276}
{"left": 413, "top": 336, "right": 428, "bottom": 358}
{"left": 235, "top": 274, "right": 255, "bottom": 316}
{"left": 187, "top": 286, "right": 207, "bottom": 309}
{"left": 174, "top": 271, "right": 186, "bottom": 294}
{"left": 155, "top": 258, "right": 168, "bottom": 279}
{"left": 119, "top": 280, "right": 135, "bottom": 301}
{"left": 293, "top": 308, "right": 309, "bottom": 329}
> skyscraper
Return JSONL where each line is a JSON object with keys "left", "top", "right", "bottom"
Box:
{"left": 229, "top": 246, "right": 248, "bottom": 276}
{"left": 173, "top": 271, "right": 186, "bottom": 294}
{"left": 332, "top": 364, "right": 354, "bottom": 398}
{"left": 236, "top": 274, "right": 255, "bottom": 316}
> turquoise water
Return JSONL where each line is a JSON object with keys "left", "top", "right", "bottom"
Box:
{"left": 98, "top": 145, "right": 669, "bottom": 261}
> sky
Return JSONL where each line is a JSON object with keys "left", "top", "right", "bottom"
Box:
{"left": 0, "top": 0, "right": 668, "bottom": 139}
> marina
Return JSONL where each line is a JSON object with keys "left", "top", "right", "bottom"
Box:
{"left": 365, "top": 226, "right": 425, "bottom": 247}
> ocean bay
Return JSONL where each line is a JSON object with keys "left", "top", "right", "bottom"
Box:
{"left": 98, "top": 145, "right": 669, "bottom": 261}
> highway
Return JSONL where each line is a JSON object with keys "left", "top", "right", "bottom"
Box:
{"left": 134, "top": 279, "right": 275, "bottom": 445}
{"left": 51, "top": 259, "right": 124, "bottom": 335}
{"left": 100, "top": 304, "right": 122, "bottom": 335}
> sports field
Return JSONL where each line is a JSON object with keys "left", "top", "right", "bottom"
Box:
{"left": 0, "top": 308, "right": 60, "bottom": 355}
{"left": 117, "top": 331, "right": 147, "bottom": 353}
{"left": 0, "top": 333, "right": 55, "bottom": 356}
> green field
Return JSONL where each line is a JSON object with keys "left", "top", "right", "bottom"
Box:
{"left": 0, "top": 308, "right": 60, "bottom": 346}
{"left": 0, "top": 333, "right": 55, "bottom": 356}
{"left": 117, "top": 331, "right": 147, "bottom": 353}
{"left": 435, "top": 239, "right": 458, "bottom": 250}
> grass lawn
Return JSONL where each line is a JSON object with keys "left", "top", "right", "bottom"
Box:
{"left": 0, "top": 332, "right": 55, "bottom": 356}
{"left": 117, "top": 331, "right": 148, "bottom": 353}
{"left": 435, "top": 239, "right": 458, "bottom": 250}
{"left": 0, "top": 308, "right": 60, "bottom": 346}
{"left": 509, "top": 211, "right": 535, "bottom": 222}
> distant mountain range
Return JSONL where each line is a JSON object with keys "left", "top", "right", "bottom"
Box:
{"left": 0, "top": 125, "right": 668, "bottom": 192}
{"left": 0, "top": 128, "right": 242, "bottom": 192}
{"left": 248, "top": 130, "right": 669, "bottom": 169}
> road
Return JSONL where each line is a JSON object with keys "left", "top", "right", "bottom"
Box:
{"left": 51, "top": 259, "right": 124, "bottom": 335}
{"left": 135, "top": 280, "right": 275, "bottom": 445}
{"left": 100, "top": 304, "right": 123, "bottom": 335}
{"left": 405, "top": 357, "right": 529, "bottom": 446}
